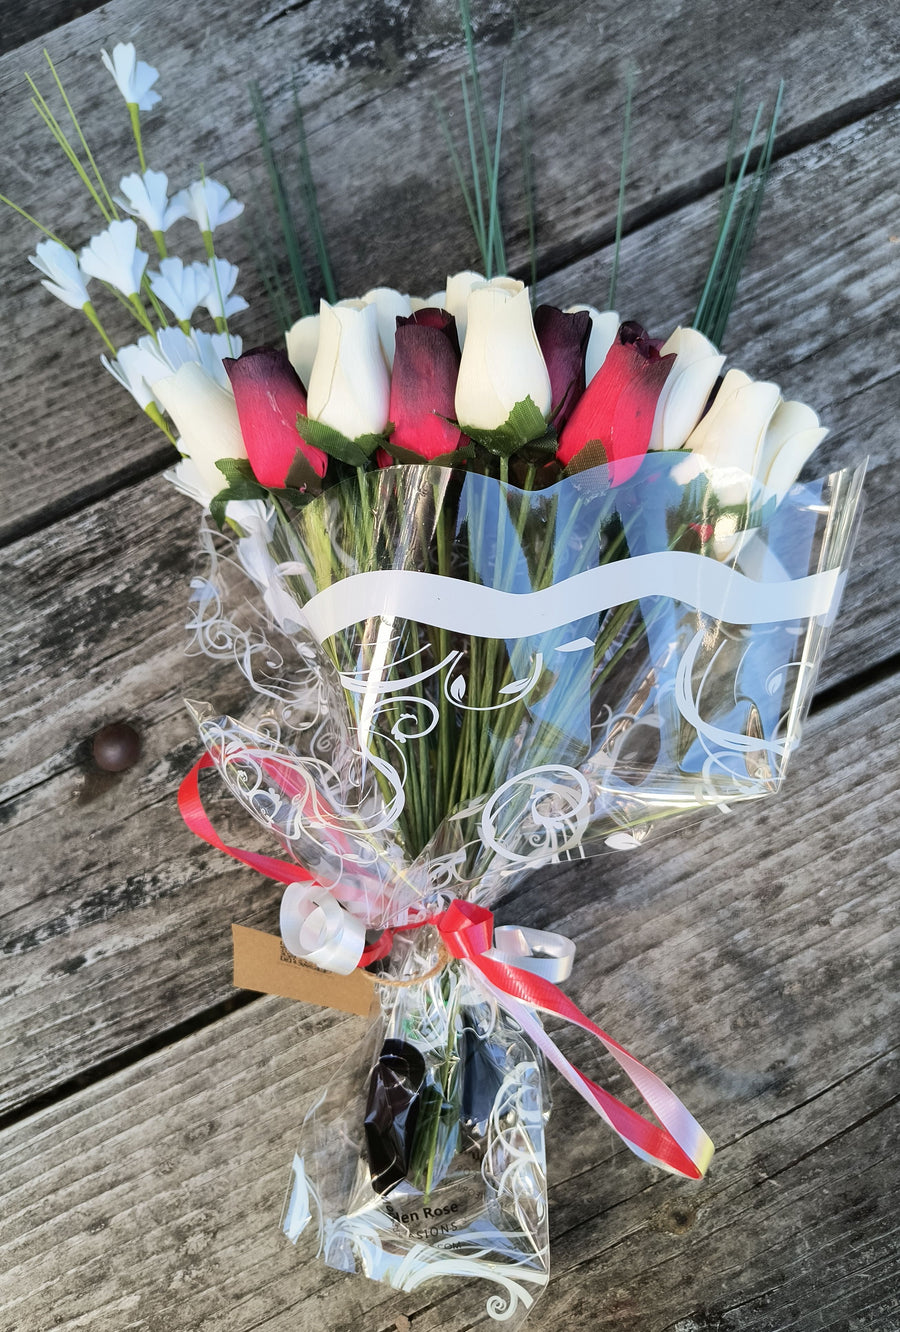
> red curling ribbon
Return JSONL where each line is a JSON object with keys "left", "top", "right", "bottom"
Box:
{"left": 178, "top": 753, "right": 312, "bottom": 886}
{"left": 179, "top": 756, "right": 714, "bottom": 1179}
{"left": 433, "top": 900, "right": 712, "bottom": 1178}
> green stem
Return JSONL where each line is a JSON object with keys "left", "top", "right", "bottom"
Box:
{"left": 82, "top": 300, "right": 117, "bottom": 354}
{"left": 0, "top": 193, "right": 65, "bottom": 243}
{"left": 128, "top": 102, "right": 147, "bottom": 173}
{"left": 128, "top": 291, "right": 156, "bottom": 334}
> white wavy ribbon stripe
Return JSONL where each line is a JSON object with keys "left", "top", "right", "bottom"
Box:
{"left": 299, "top": 554, "right": 845, "bottom": 642}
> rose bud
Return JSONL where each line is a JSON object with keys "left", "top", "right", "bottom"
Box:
{"left": 557, "top": 322, "right": 675, "bottom": 485}
{"left": 224, "top": 347, "right": 327, "bottom": 490}
{"left": 307, "top": 300, "right": 390, "bottom": 440}
{"left": 534, "top": 304, "right": 591, "bottom": 430}
{"left": 384, "top": 308, "right": 465, "bottom": 462}
{"left": 649, "top": 326, "right": 725, "bottom": 452}
{"left": 454, "top": 280, "right": 552, "bottom": 431}
{"left": 152, "top": 361, "right": 247, "bottom": 497}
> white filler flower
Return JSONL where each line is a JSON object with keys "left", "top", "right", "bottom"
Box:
{"left": 80, "top": 219, "right": 148, "bottom": 297}
{"left": 28, "top": 239, "right": 91, "bottom": 310}
{"left": 100, "top": 43, "right": 160, "bottom": 110}
{"left": 149, "top": 257, "right": 210, "bottom": 322}
{"left": 172, "top": 179, "right": 244, "bottom": 233}
{"left": 201, "top": 258, "right": 248, "bottom": 320}
{"left": 117, "top": 170, "right": 187, "bottom": 234}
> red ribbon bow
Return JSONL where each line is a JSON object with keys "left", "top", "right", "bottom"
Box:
{"left": 179, "top": 755, "right": 713, "bottom": 1179}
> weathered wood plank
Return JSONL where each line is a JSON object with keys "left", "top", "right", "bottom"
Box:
{"left": 2, "top": 0, "right": 899, "bottom": 539}
{"left": 0, "top": 0, "right": 106, "bottom": 58}
{"left": 0, "top": 652, "right": 896, "bottom": 1331}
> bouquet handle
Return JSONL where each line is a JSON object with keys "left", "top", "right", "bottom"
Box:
{"left": 179, "top": 757, "right": 714, "bottom": 1179}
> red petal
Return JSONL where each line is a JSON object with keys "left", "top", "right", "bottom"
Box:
{"left": 557, "top": 330, "right": 674, "bottom": 485}
{"left": 388, "top": 319, "right": 464, "bottom": 460}
{"left": 224, "top": 347, "right": 327, "bottom": 488}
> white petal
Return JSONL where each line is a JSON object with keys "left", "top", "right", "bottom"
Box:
{"left": 650, "top": 327, "right": 725, "bottom": 452}
{"left": 286, "top": 314, "right": 320, "bottom": 386}
{"left": 360, "top": 287, "right": 412, "bottom": 366}
{"left": 173, "top": 179, "right": 244, "bottom": 232}
{"left": 80, "top": 219, "right": 147, "bottom": 297}
{"left": 444, "top": 270, "right": 486, "bottom": 345}
{"left": 684, "top": 368, "right": 780, "bottom": 489}
{"left": 164, "top": 455, "right": 215, "bottom": 508}
{"left": 153, "top": 363, "right": 246, "bottom": 494}
{"left": 455, "top": 284, "right": 551, "bottom": 430}
{"left": 307, "top": 300, "right": 390, "bottom": 439}
{"left": 566, "top": 305, "right": 620, "bottom": 383}
{"left": 31, "top": 239, "right": 91, "bottom": 309}
{"left": 761, "top": 399, "right": 829, "bottom": 503}
{"left": 102, "top": 347, "right": 154, "bottom": 408}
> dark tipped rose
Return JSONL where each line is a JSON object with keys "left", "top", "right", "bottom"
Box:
{"left": 557, "top": 322, "right": 675, "bottom": 485}
{"left": 534, "top": 304, "right": 591, "bottom": 430}
{"left": 224, "top": 347, "right": 327, "bottom": 489}
{"left": 383, "top": 309, "right": 465, "bottom": 463}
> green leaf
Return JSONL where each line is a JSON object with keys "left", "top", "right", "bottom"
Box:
{"left": 378, "top": 439, "right": 477, "bottom": 466}
{"left": 460, "top": 396, "right": 554, "bottom": 457}
{"left": 249, "top": 79, "right": 313, "bottom": 320}
{"left": 609, "top": 67, "right": 634, "bottom": 310}
{"left": 296, "top": 414, "right": 378, "bottom": 468}
{"left": 215, "top": 457, "right": 256, "bottom": 483}
{"left": 210, "top": 493, "right": 228, "bottom": 531}
{"left": 208, "top": 478, "right": 269, "bottom": 530}
{"left": 270, "top": 485, "right": 319, "bottom": 510}
{"left": 692, "top": 84, "right": 783, "bottom": 347}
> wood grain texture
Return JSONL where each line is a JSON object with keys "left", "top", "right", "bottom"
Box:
{"left": 1, "top": 0, "right": 900, "bottom": 539}
{"left": 0, "top": 659, "right": 896, "bottom": 1330}
{"left": 0, "top": 0, "right": 106, "bottom": 58}
{"left": 1, "top": 0, "right": 898, "bottom": 1326}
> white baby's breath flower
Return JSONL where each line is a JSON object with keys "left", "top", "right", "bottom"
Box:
{"left": 172, "top": 179, "right": 244, "bottom": 233}
{"left": 149, "top": 257, "right": 210, "bottom": 322}
{"left": 201, "top": 258, "right": 248, "bottom": 320}
{"left": 80, "top": 219, "right": 148, "bottom": 297}
{"left": 116, "top": 170, "right": 187, "bottom": 234}
{"left": 100, "top": 326, "right": 241, "bottom": 409}
{"left": 140, "top": 327, "right": 204, "bottom": 383}
{"left": 100, "top": 43, "right": 160, "bottom": 111}
{"left": 28, "top": 239, "right": 91, "bottom": 310}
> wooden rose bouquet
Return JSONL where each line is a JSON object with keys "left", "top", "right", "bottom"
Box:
{"left": 5, "top": 24, "right": 863, "bottom": 1328}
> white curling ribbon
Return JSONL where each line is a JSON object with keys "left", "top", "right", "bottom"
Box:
{"left": 488, "top": 925, "right": 576, "bottom": 982}
{"left": 301, "top": 553, "right": 845, "bottom": 643}
{"left": 471, "top": 968, "right": 714, "bottom": 1178}
{"left": 279, "top": 881, "right": 366, "bottom": 975}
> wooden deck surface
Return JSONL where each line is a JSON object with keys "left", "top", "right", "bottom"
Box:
{"left": 1, "top": 1, "right": 898, "bottom": 1328}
